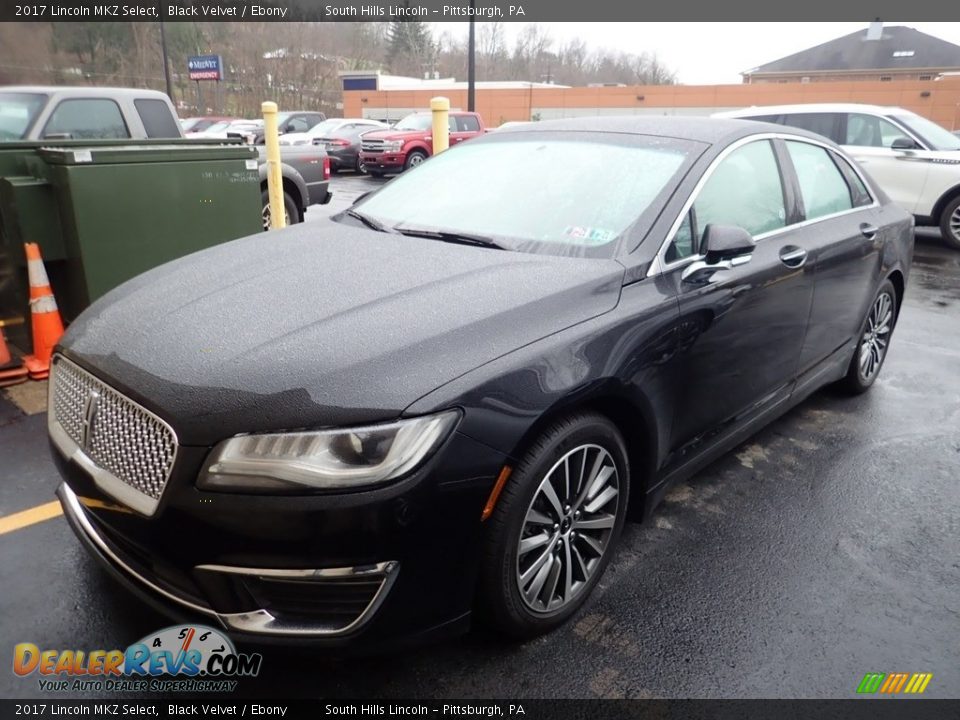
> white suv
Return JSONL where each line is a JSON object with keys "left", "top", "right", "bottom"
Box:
{"left": 716, "top": 104, "right": 960, "bottom": 249}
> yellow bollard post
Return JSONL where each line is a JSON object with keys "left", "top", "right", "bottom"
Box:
{"left": 430, "top": 96, "right": 450, "bottom": 155}
{"left": 261, "top": 101, "right": 285, "bottom": 230}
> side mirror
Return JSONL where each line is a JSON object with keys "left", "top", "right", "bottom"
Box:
{"left": 702, "top": 224, "right": 756, "bottom": 265}
{"left": 282, "top": 124, "right": 295, "bottom": 133}
{"left": 891, "top": 136, "right": 918, "bottom": 151}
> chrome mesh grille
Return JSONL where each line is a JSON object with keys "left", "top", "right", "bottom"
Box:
{"left": 51, "top": 356, "right": 177, "bottom": 502}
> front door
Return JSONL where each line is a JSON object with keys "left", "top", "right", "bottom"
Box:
{"left": 841, "top": 112, "right": 929, "bottom": 214}
{"left": 658, "top": 139, "right": 815, "bottom": 464}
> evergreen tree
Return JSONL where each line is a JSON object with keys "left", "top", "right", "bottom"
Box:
{"left": 385, "top": 19, "right": 435, "bottom": 77}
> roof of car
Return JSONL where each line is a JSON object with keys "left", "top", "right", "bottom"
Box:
{"left": 716, "top": 103, "right": 909, "bottom": 118}
{"left": 0, "top": 85, "right": 172, "bottom": 100}
{"left": 496, "top": 115, "right": 821, "bottom": 145}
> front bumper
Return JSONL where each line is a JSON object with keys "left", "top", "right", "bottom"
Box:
{"left": 53, "top": 428, "right": 506, "bottom": 648}
{"left": 359, "top": 152, "right": 405, "bottom": 172}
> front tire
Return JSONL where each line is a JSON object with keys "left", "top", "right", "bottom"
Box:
{"left": 939, "top": 195, "right": 960, "bottom": 250}
{"left": 404, "top": 150, "right": 428, "bottom": 171}
{"left": 839, "top": 279, "right": 898, "bottom": 394}
{"left": 477, "top": 412, "right": 630, "bottom": 640}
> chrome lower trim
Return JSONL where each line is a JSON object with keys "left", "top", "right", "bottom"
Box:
{"left": 197, "top": 562, "right": 400, "bottom": 637}
{"left": 58, "top": 483, "right": 399, "bottom": 638}
{"left": 57, "top": 482, "right": 214, "bottom": 618}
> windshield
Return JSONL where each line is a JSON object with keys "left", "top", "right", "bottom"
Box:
{"left": 392, "top": 114, "right": 433, "bottom": 131}
{"left": 0, "top": 92, "right": 47, "bottom": 141}
{"left": 892, "top": 114, "right": 960, "bottom": 151}
{"left": 350, "top": 133, "right": 698, "bottom": 258}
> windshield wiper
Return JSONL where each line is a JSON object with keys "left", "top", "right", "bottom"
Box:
{"left": 393, "top": 225, "right": 509, "bottom": 250}
{"left": 346, "top": 209, "right": 397, "bottom": 234}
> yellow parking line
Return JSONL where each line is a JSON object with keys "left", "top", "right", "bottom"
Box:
{"left": 0, "top": 500, "right": 63, "bottom": 536}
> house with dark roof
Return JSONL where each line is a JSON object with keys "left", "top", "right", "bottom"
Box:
{"left": 742, "top": 22, "right": 960, "bottom": 84}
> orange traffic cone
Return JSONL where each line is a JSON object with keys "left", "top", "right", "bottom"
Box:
{"left": 22, "top": 243, "right": 64, "bottom": 381}
{"left": 0, "top": 324, "right": 29, "bottom": 387}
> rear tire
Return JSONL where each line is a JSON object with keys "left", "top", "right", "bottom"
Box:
{"left": 477, "top": 412, "right": 630, "bottom": 640}
{"left": 839, "top": 279, "right": 898, "bottom": 394}
{"left": 939, "top": 195, "right": 960, "bottom": 250}
{"left": 261, "top": 189, "right": 299, "bottom": 231}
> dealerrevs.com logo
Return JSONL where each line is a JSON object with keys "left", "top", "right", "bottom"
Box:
{"left": 13, "top": 625, "right": 262, "bottom": 693}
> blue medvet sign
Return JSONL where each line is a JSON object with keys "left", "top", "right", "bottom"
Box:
{"left": 188, "top": 55, "right": 223, "bottom": 81}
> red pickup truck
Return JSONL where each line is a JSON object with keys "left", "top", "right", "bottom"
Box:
{"left": 359, "top": 111, "right": 485, "bottom": 176}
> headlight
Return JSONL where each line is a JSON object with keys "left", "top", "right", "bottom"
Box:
{"left": 198, "top": 410, "right": 460, "bottom": 492}
{"left": 386, "top": 140, "right": 404, "bottom": 152}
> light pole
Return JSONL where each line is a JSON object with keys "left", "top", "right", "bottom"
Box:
{"left": 467, "top": 0, "right": 476, "bottom": 112}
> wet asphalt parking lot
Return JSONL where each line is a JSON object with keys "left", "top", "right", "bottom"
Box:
{"left": 1, "top": 172, "right": 958, "bottom": 700}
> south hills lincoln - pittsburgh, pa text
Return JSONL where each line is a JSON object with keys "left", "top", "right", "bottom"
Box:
{"left": 322, "top": 4, "right": 518, "bottom": 17}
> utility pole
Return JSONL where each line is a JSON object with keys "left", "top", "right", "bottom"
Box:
{"left": 467, "top": 0, "right": 476, "bottom": 112}
{"left": 159, "top": 21, "right": 174, "bottom": 100}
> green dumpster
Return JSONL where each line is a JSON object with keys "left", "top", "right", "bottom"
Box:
{"left": 0, "top": 141, "right": 261, "bottom": 351}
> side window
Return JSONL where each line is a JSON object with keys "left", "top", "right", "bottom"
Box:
{"left": 43, "top": 99, "right": 129, "bottom": 139}
{"left": 459, "top": 115, "right": 481, "bottom": 132}
{"left": 286, "top": 116, "right": 310, "bottom": 133}
{"left": 666, "top": 211, "right": 696, "bottom": 262}
{"left": 831, "top": 151, "right": 874, "bottom": 208}
{"left": 448, "top": 116, "right": 458, "bottom": 132}
{"left": 782, "top": 113, "right": 843, "bottom": 143}
{"left": 845, "top": 113, "right": 911, "bottom": 148}
{"left": 693, "top": 140, "right": 787, "bottom": 239}
{"left": 134, "top": 99, "right": 180, "bottom": 138}
{"left": 785, "top": 141, "right": 853, "bottom": 220}
{"left": 744, "top": 115, "right": 781, "bottom": 124}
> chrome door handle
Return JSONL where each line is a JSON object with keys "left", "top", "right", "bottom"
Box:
{"left": 779, "top": 246, "right": 808, "bottom": 268}
{"left": 681, "top": 254, "right": 751, "bottom": 284}
{"left": 860, "top": 223, "right": 879, "bottom": 239}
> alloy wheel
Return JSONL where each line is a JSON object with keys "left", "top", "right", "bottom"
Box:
{"left": 516, "top": 444, "right": 619, "bottom": 613}
{"left": 950, "top": 205, "right": 960, "bottom": 242}
{"left": 859, "top": 291, "right": 894, "bottom": 381}
{"left": 262, "top": 203, "right": 291, "bottom": 231}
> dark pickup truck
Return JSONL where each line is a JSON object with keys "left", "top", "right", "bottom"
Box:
{"left": 0, "top": 86, "right": 331, "bottom": 230}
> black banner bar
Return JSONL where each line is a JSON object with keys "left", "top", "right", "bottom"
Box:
{"left": 3, "top": 0, "right": 960, "bottom": 22}
{"left": 3, "top": 700, "right": 960, "bottom": 720}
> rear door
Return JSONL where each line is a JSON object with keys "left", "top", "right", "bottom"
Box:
{"left": 781, "top": 138, "right": 885, "bottom": 376}
{"left": 450, "top": 114, "right": 480, "bottom": 145}
{"left": 658, "top": 138, "right": 815, "bottom": 462}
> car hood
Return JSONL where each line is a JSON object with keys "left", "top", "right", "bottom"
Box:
{"left": 362, "top": 129, "right": 428, "bottom": 142}
{"left": 60, "top": 221, "right": 624, "bottom": 446}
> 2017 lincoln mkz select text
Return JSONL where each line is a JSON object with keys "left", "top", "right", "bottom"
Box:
{"left": 50, "top": 117, "right": 912, "bottom": 647}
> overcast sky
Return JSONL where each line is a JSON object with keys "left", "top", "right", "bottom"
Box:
{"left": 432, "top": 22, "right": 960, "bottom": 84}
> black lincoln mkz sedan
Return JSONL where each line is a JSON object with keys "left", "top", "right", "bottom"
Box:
{"left": 51, "top": 117, "right": 912, "bottom": 648}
